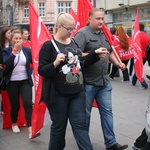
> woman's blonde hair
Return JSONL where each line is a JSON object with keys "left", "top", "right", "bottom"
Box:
{"left": 10, "top": 30, "right": 22, "bottom": 40}
{"left": 53, "top": 13, "right": 75, "bottom": 35}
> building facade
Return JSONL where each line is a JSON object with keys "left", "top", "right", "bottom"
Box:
{"left": 0, "top": 0, "right": 78, "bottom": 31}
{"left": 98, "top": 0, "right": 150, "bottom": 36}
{"left": 0, "top": 0, "right": 150, "bottom": 36}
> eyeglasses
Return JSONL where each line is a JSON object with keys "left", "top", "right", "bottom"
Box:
{"left": 61, "top": 24, "right": 76, "bottom": 33}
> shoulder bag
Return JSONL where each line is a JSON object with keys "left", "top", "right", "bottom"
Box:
{"left": 0, "top": 54, "right": 20, "bottom": 90}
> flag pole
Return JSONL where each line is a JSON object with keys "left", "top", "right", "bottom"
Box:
{"left": 111, "top": 45, "right": 122, "bottom": 64}
{"left": 51, "top": 40, "right": 61, "bottom": 54}
{"left": 112, "top": 45, "right": 125, "bottom": 69}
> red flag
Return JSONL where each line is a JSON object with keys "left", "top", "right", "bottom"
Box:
{"left": 92, "top": 99, "right": 98, "bottom": 108}
{"left": 29, "top": 2, "right": 52, "bottom": 138}
{"left": 2, "top": 91, "right": 27, "bottom": 129}
{"left": 102, "top": 25, "right": 123, "bottom": 65}
{"left": 77, "top": 0, "right": 93, "bottom": 29}
{"left": 77, "top": 1, "right": 98, "bottom": 107}
{"left": 102, "top": 25, "right": 113, "bottom": 46}
{"left": 132, "top": 8, "right": 144, "bottom": 82}
{"left": 69, "top": 8, "right": 80, "bottom": 37}
{"left": 113, "top": 35, "right": 134, "bottom": 61}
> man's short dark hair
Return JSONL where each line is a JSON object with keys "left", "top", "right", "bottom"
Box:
{"left": 139, "top": 23, "right": 144, "bottom": 31}
{"left": 110, "top": 27, "right": 116, "bottom": 35}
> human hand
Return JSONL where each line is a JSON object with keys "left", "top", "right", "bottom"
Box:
{"left": 14, "top": 41, "right": 22, "bottom": 52}
{"left": 12, "top": 41, "right": 22, "bottom": 55}
{"left": 53, "top": 53, "right": 66, "bottom": 67}
{"left": 118, "top": 63, "right": 126, "bottom": 70}
{"left": 95, "top": 47, "right": 109, "bottom": 58}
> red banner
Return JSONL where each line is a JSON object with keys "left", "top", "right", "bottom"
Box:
{"left": 77, "top": 0, "right": 93, "bottom": 29}
{"left": 29, "top": 2, "right": 52, "bottom": 138}
{"left": 132, "top": 8, "right": 144, "bottom": 82}
{"left": 102, "top": 25, "right": 113, "bottom": 46}
{"left": 69, "top": 8, "right": 80, "bottom": 37}
{"left": 113, "top": 35, "right": 134, "bottom": 61}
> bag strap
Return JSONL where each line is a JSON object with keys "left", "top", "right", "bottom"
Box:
{"left": 13, "top": 54, "right": 20, "bottom": 68}
{"left": 3, "top": 54, "right": 20, "bottom": 77}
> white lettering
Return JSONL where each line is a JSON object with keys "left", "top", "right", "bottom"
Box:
{"left": 34, "top": 74, "right": 40, "bottom": 91}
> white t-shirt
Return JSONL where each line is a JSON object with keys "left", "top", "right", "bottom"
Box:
{"left": 10, "top": 50, "right": 28, "bottom": 81}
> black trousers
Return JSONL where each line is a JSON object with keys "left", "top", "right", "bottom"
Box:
{"left": 6, "top": 79, "right": 32, "bottom": 127}
{"left": 142, "top": 142, "right": 150, "bottom": 150}
{"left": 129, "top": 58, "right": 134, "bottom": 76}
{"left": 132, "top": 58, "right": 147, "bottom": 83}
{"left": 134, "top": 128, "right": 148, "bottom": 148}
{"left": 109, "top": 59, "right": 129, "bottom": 81}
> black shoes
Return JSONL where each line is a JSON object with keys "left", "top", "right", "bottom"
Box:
{"left": 146, "top": 75, "right": 150, "bottom": 80}
{"left": 106, "top": 143, "right": 128, "bottom": 150}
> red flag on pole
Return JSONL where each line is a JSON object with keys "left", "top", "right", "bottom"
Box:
{"left": 112, "top": 35, "right": 134, "bottom": 61}
{"left": 132, "top": 8, "right": 144, "bottom": 82}
{"left": 102, "top": 25, "right": 114, "bottom": 46}
{"left": 69, "top": 8, "right": 80, "bottom": 37}
{"left": 29, "top": 2, "right": 52, "bottom": 138}
{"left": 102, "top": 25, "right": 123, "bottom": 66}
{"left": 77, "top": 1, "right": 98, "bottom": 108}
{"left": 77, "top": 0, "right": 93, "bottom": 29}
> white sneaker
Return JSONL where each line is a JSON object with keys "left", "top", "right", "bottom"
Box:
{"left": 121, "top": 79, "right": 129, "bottom": 82}
{"left": 139, "top": 86, "right": 147, "bottom": 90}
{"left": 12, "top": 125, "right": 20, "bottom": 133}
{"left": 109, "top": 77, "right": 113, "bottom": 81}
{"left": 132, "top": 145, "right": 142, "bottom": 150}
{"left": 29, "top": 132, "right": 41, "bottom": 139}
{"left": 129, "top": 75, "right": 132, "bottom": 82}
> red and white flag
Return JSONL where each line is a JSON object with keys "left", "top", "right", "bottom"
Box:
{"left": 77, "top": 0, "right": 98, "bottom": 108}
{"left": 29, "top": 2, "right": 52, "bottom": 138}
{"left": 69, "top": 8, "right": 80, "bottom": 37}
{"left": 102, "top": 24, "right": 124, "bottom": 67}
{"left": 132, "top": 8, "right": 144, "bottom": 82}
{"left": 113, "top": 35, "right": 134, "bottom": 61}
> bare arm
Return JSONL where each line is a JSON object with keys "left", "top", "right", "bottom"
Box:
{"left": 109, "top": 52, "right": 124, "bottom": 69}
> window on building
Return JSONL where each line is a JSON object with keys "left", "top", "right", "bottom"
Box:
{"left": 39, "top": 2, "right": 45, "bottom": 17}
{"left": 24, "top": 5, "right": 29, "bottom": 18}
{"left": 58, "top": 2, "right": 71, "bottom": 13}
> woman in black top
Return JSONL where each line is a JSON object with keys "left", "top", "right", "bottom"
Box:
{"left": 38, "top": 13, "right": 108, "bottom": 150}
{"left": 0, "top": 26, "right": 11, "bottom": 115}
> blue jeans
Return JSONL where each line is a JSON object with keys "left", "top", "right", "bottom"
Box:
{"left": 85, "top": 82, "right": 116, "bottom": 148}
{"left": 46, "top": 91, "right": 93, "bottom": 150}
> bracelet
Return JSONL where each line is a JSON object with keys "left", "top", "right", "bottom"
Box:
{"left": 12, "top": 48, "right": 18, "bottom": 54}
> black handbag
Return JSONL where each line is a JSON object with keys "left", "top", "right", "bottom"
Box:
{"left": 0, "top": 68, "right": 6, "bottom": 90}
{"left": 0, "top": 54, "right": 20, "bottom": 91}
{"left": 0, "top": 68, "right": 3, "bottom": 79}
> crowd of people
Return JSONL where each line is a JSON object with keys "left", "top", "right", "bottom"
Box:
{"left": 0, "top": 26, "right": 40, "bottom": 139}
{"left": 0, "top": 8, "right": 150, "bottom": 150}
